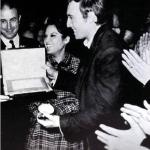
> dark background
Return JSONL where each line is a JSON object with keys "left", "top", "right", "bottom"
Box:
{"left": 18, "top": 0, "right": 68, "bottom": 21}
{"left": 12, "top": 0, "right": 150, "bottom": 37}
{"left": 17, "top": 0, "right": 149, "bottom": 20}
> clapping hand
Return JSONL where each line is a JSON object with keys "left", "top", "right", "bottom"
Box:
{"left": 95, "top": 113, "right": 146, "bottom": 150}
{"left": 135, "top": 32, "right": 150, "bottom": 63}
{"left": 122, "top": 49, "right": 150, "bottom": 85}
{"left": 121, "top": 100, "right": 150, "bottom": 135}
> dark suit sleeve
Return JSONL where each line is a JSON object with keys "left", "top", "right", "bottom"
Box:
{"left": 60, "top": 47, "right": 122, "bottom": 141}
{"left": 54, "top": 70, "right": 78, "bottom": 93}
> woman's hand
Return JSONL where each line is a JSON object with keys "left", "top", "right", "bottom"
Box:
{"left": 37, "top": 103, "right": 60, "bottom": 128}
{"left": 42, "top": 61, "right": 58, "bottom": 87}
{"left": 46, "top": 61, "right": 58, "bottom": 81}
{"left": 37, "top": 113, "right": 60, "bottom": 128}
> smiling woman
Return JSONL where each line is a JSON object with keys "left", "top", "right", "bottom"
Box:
{"left": 43, "top": 17, "right": 80, "bottom": 88}
{"left": 26, "top": 17, "right": 83, "bottom": 150}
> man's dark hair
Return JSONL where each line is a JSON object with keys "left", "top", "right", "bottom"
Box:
{"left": 68, "top": 0, "right": 110, "bottom": 24}
{"left": 1, "top": 0, "right": 20, "bottom": 14}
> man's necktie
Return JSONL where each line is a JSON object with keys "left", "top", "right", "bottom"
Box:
{"left": 9, "top": 40, "right": 15, "bottom": 48}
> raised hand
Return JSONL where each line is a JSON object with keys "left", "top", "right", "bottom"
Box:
{"left": 122, "top": 49, "right": 150, "bottom": 85}
{"left": 135, "top": 32, "right": 150, "bottom": 63}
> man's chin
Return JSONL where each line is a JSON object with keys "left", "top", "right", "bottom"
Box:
{"left": 74, "top": 35, "right": 82, "bottom": 40}
{"left": 2, "top": 33, "right": 17, "bottom": 39}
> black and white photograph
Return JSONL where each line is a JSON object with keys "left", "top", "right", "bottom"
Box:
{"left": 0, "top": 0, "right": 150, "bottom": 149}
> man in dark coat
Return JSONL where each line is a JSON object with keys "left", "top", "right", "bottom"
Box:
{"left": 36, "top": 0, "right": 126, "bottom": 149}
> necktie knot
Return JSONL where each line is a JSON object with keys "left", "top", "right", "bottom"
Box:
{"left": 9, "top": 40, "right": 15, "bottom": 48}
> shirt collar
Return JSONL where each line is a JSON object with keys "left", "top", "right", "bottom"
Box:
{"left": 83, "top": 25, "right": 101, "bottom": 49}
{"left": 83, "top": 37, "right": 94, "bottom": 49}
{"left": 1, "top": 34, "right": 19, "bottom": 49}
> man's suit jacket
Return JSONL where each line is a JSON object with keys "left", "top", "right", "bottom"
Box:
{"left": 1, "top": 36, "right": 39, "bottom": 150}
{"left": 60, "top": 25, "right": 125, "bottom": 149}
{"left": 1, "top": 35, "right": 39, "bottom": 50}
{"left": 1, "top": 35, "right": 39, "bottom": 92}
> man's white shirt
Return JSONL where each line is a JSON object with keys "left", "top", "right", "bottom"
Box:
{"left": 1, "top": 34, "right": 20, "bottom": 49}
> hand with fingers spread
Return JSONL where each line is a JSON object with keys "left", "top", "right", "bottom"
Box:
{"left": 95, "top": 113, "right": 146, "bottom": 144}
{"left": 95, "top": 135, "right": 148, "bottom": 150}
{"left": 135, "top": 32, "right": 150, "bottom": 63}
{"left": 95, "top": 133, "right": 148, "bottom": 150}
{"left": 121, "top": 100, "right": 150, "bottom": 135}
{"left": 122, "top": 49, "right": 150, "bottom": 85}
{"left": 95, "top": 113, "right": 147, "bottom": 150}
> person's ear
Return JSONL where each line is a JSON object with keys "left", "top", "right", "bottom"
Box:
{"left": 87, "top": 11, "right": 97, "bottom": 23}
{"left": 64, "top": 36, "right": 70, "bottom": 44}
{"left": 19, "top": 15, "right": 21, "bottom": 23}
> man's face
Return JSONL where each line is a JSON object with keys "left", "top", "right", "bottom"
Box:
{"left": 0, "top": 5, "right": 20, "bottom": 39}
{"left": 67, "top": 1, "right": 88, "bottom": 39}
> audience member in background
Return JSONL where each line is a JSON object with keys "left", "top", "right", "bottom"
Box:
{"left": 26, "top": 17, "right": 84, "bottom": 150}
{"left": 123, "top": 29, "right": 136, "bottom": 48}
{"left": 143, "top": 11, "right": 150, "bottom": 33}
{"left": 21, "top": 20, "right": 37, "bottom": 40}
{"left": 37, "top": 27, "right": 44, "bottom": 47}
{"left": 111, "top": 10, "right": 121, "bottom": 35}
{"left": 95, "top": 32, "right": 150, "bottom": 150}
{"left": 0, "top": 0, "right": 39, "bottom": 98}
{"left": 0, "top": 0, "right": 39, "bottom": 149}
{"left": 0, "top": 0, "right": 39, "bottom": 50}
{"left": 34, "top": 0, "right": 128, "bottom": 149}
{"left": 109, "top": 8, "right": 139, "bottom": 49}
